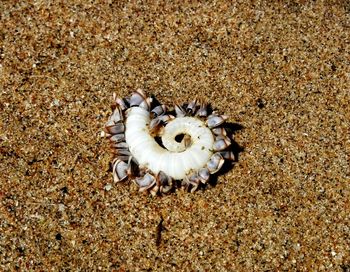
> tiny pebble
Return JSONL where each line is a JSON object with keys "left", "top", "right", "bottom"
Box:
{"left": 58, "top": 204, "right": 65, "bottom": 212}
{"left": 104, "top": 184, "right": 112, "bottom": 191}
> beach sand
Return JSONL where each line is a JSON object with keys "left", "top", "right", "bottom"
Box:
{"left": 1, "top": 1, "right": 349, "bottom": 271}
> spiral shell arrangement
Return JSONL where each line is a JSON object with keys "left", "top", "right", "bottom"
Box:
{"left": 104, "top": 89, "right": 235, "bottom": 195}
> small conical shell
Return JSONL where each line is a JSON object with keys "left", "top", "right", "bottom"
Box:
{"left": 112, "top": 159, "right": 128, "bottom": 182}
{"left": 207, "top": 114, "right": 228, "bottom": 128}
{"left": 139, "top": 97, "right": 152, "bottom": 110}
{"left": 198, "top": 168, "right": 210, "bottom": 184}
{"left": 182, "top": 134, "right": 192, "bottom": 148}
{"left": 150, "top": 184, "right": 160, "bottom": 196}
{"left": 150, "top": 115, "right": 174, "bottom": 129}
{"left": 116, "top": 155, "right": 130, "bottom": 162}
{"left": 196, "top": 101, "right": 208, "bottom": 117}
{"left": 111, "top": 107, "right": 123, "bottom": 123}
{"left": 110, "top": 142, "right": 129, "bottom": 149}
{"left": 127, "top": 156, "right": 139, "bottom": 178}
{"left": 160, "top": 184, "right": 172, "bottom": 194}
{"left": 130, "top": 89, "right": 151, "bottom": 110}
{"left": 211, "top": 127, "right": 227, "bottom": 136}
{"left": 213, "top": 135, "right": 231, "bottom": 151}
{"left": 186, "top": 99, "right": 197, "bottom": 115}
{"left": 188, "top": 173, "right": 200, "bottom": 192}
{"left": 175, "top": 104, "right": 186, "bottom": 117}
{"left": 105, "top": 123, "right": 125, "bottom": 135}
{"left": 159, "top": 114, "right": 174, "bottom": 123}
{"left": 105, "top": 107, "right": 123, "bottom": 127}
{"left": 109, "top": 133, "right": 125, "bottom": 143}
{"left": 111, "top": 149, "right": 131, "bottom": 156}
{"left": 207, "top": 153, "right": 225, "bottom": 174}
{"left": 113, "top": 94, "right": 128, "bottom": 111}
{"left": 157, "top": 171, "right": 173, "bottom": 194}
{"left": 151, "top": 105, "right": 167, "bottom": 117}
{"left": 149, "top": 117, "right": 162, "bottom": 130}
{"left": 135, "top": 173, "right": 156, "bottom": 192}
{"left": 149, "top": 114, "right": 174, "bottom": 135}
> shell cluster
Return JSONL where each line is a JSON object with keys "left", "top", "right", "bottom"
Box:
{"left": 104, "top": 89, "right": 234, "bottom": 195}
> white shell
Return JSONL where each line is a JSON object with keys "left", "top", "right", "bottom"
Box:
{"left": 106, "top": 90, "right": 235, "bottom": 194}
{"left": 125, "top": 107, "right": 214, "bottom": 180}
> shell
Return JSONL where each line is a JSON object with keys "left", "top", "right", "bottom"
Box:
{"left": 149, "top": 114, "right": 174, "bottom": 130}
{"left": 111, "top": 149, "right": 131, "bottom": 156}
{"left": 186, "top": 99, "right": 197, "bottom": 115}
{"left": 112, "top": 159, "right": 128, "bottom": 182}
{"left": 207, "top": 114, "right": 228, "bottom": 128}
{"left": 196, "top": 101, "right": 208, "bottom": 117}
{"left": 182, "top": 134, "right": 192, "bottom": 148}
{"left": 198, "top": 167, "right": 210, "bottom": 184}
{"left": 149, "top": 114, "right": 175, "bottom": 136}
{"left": 211, "top": 127, "right": 227, "bottom": 136}
{"left": 116, "top": 155, "right": 131, "bottom": 162}
{"left": 187, "top": 173, "right": 200, "bottom": 193}
{"left": 149, "top": 117, "right": 162, "bottom": 131}
{"left": 127, "top": 157, "right": 139, "bottom": 178}
{"left": 111, "top": 107, "right": 123, "bottom": 123}
{"left": 113, "top": 94, "right": 129, "bottom": 111}
{"left": 130, "top": 89, "right": 152, "bottom": 110}
{"left": 213, "top": 135, "right": 231, "bottom": 151}
{"left": 158, "top": 114, "right": 174, "bottom": 123}
{"left": 207, "top": 153, "right": 225, "bottom": 174}
{"left": 157, "top": 171, "right": 173, "bottom": 194}
{"left": 175, "top": 104, "right": 186, "bottom": 117}
{"left": 111, "top": 142, "right": 129, "bottom": 149}
{"left": 109, "top": 134, "right": 125, "bottom": 143}
{"left": 151, "top": 105, "right": 167, "bottom": 117}
{"left": 135, "top": 173, "right": 156, "bottom": 192}
{"left": 105, "top": 123, "right": 125, "bottom": 135}
{"left": 105, "top": 89, "right": 236, "bottom": 195}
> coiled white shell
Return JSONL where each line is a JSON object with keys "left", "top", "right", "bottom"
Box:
{"left": 105, "top": 89, "right": 235, "bottom": 195}
{"left": 125, "top": 107, "right": 214, "bottom": 180}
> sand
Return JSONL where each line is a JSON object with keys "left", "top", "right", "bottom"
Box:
{"left": 1, "top": 1, "right": 349, "bottom": 271}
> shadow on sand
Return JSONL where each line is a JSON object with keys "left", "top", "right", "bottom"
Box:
{"left": 206, "top": 122, "right": 244, "bottom": 188}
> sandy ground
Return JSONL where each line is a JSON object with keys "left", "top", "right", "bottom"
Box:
{"left": 1, "top": 1, "right": 349, "bottom": 271}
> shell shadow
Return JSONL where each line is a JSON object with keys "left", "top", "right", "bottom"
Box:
{"left": 206, "top": 122, "right": 244, "bottom": 188}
